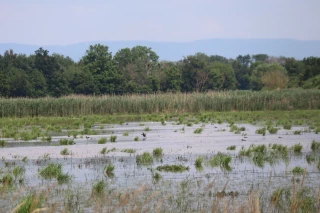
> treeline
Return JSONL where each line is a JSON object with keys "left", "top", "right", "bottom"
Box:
{"left": 0, "top": 44, "right": 319, "bottom": 97}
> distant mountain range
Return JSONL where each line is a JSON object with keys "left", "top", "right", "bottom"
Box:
{"left": 1, "top": 39, "right": 320, "bottom": 62}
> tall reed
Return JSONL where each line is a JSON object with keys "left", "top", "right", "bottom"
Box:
{"left": 0, "top": 89, "right": 319, "bottom": 117}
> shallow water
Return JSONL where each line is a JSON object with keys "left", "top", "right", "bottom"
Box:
{"left": 0, "top": 121, "right": 320, "bottom": 211}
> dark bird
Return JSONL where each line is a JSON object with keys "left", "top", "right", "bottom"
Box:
{"left": 86, "top": 136, "right": 90, "bottom": 139}
{"left": 141, "top": 132, "right": 146, "bottom": 138}
{"left": 241, "top": 139, "right": 246, "bottom": 141}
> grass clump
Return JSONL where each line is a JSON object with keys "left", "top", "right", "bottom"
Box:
{"left": 153, "top": 172, "right": 162, "bottom": 181}
{"left": 267, "top": 126, "right": 278, "bottom": 134}
{"left": 110, "top": 135, "right": 117, "bottom": 142}
{"left": 60, "top": 148, "right": 70, "bottom": 155}
{"left": 21, "top": 156, "right": 28, "bottom": 163}
{"left": 256, "top": 127, "right": 266, "bottom": 136}
{"left": 194, "top": 128, "right": 203, "bottom": 134}
{"left": 136, "top": 152, "right": 153, "bottom": 165}
{"left": 123, "top": 132, "right": 129, "bottom": 136}
{"left": 134, "top": 136, "right": 139, "bottom": 141}
{"left": 283, "top": 122, "right": 292, "bottom": 130}
{"left": 59, "top": 139, "right": 74, "bottom": 145}
{"left": 98, "top": 138, "right": 107, "bottom": 144}
{"left": 0, "top": 174, "right": 14, "bottom": 185}
{"left": 227, "top": 145, "right": 236, "bottom": 150}
{"left": 209, "top": 152, "right": 232, "bottom": 170}
{"left": 294, "top": 130, "right": 302, "bottom": 135}
{"left": 292, "top": 166, "right": 305, "bottom": 175}
{"left": 13, "top": 166, "right": 25, "bottom": 178}
{"left": 39, "top": 163, "right": 62, "bottom": 178}
{"left": 292, "top": 144, "right": 303, "bottom": 153}
{"left": 194, "top": 156, "right": 204, "bottom": 168}
{"left": 0, "top": 140, "right": 7, "bottom": 147}
{"left": 311, "top": 140, "right": 320, "bottom": 151}
{"left": 144, "top": 127, "right": 151, "bottom": 131}
{"left": 92, "top": 180, "right": 106, "bottom": 196}
{"left": 156, "top": 164, "right": 189, "bottom": 172}
{"left": 100, "top": 147, "right": 107, "bottom": 155}
{"left": 121, "top": 149, "right": 136, "bottom": 153}
{"left": 153, "top": 148, "right": 163, "bottom": 157}
{"left": 105, "top": 164, "right": 115, "bottom": 176}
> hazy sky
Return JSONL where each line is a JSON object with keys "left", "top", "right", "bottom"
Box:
{"left": 1, "top": 0, "right": 319, "bottom": 45}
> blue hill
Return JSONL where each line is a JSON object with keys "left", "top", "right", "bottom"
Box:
{"left": 1, "top": 39, "right": 320, "bottom": 62}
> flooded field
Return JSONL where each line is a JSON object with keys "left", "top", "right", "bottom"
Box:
{"left": 1, "top": 116, "right": 320, "bottom": 212}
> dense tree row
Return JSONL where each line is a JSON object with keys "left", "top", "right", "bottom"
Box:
{"left": 0, "top": 44, "right": 319, "bottom": 97}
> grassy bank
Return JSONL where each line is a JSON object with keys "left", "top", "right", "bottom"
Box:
{"left": 0, "top": 89, "right": 319, "bottom": 117}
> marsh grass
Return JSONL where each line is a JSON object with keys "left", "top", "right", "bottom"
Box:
{"left": 256, "top": 127, "right": 266, "bottom": 136}
{"left": 194, "top": 128, "right": 203, "bottom": 134}
{"left": 59, "top": 139, "right": 75, "bottom": 145}
{"left": 292, "top": 144, "right": 303, "bottom": 153}
{"left": 136, "top": 152, "right": 153, "bottom": 165}
{"left": 121, "top": 149, "right": 136, "bottom": 153}
{"left": 294, "top": 130, "right": 302, "bottom": 135}
{"left": 123, "top": 132, "right": 129, "bottom": 136}
{"left": 21, "top": 156, "right": 28, "bottom": 163}
{"left": 60, "top": 148, "right": 70, "bottom": 155}
{"left": 100, "top": 147, "right": 107, "bottom": 155}
{"left": 13, "top": 166, "right": 25, "bottom": 178}
{"left": 110, "top": 135, "right": 117, "bottom": 142}
{"left": 105, "top": 164, "right": 115, "bottom": 176}
{"left": 292, "top": 167, "right": 305, "bottom": 175}
{"left": 144, "top": 127, "right": 151, "bottom": 131}
{"left": 0, "top": 140, "right": 7, "bottom": 147}
{"left": 194, "top": 156, "right": 204, "bottom": 168}
{"left": 98, "top": 138, "right": 107, "bottom": 144}
{"left": 156, "top": 164, "right": 189, "bottom": 172}
{"left": 311, "top": 140, "right": 320, "bottom": 151}
{"left": 153, "top": 148, "right": 163, "bottom": 157}
{"left": 92, "top": 180, "right": 106, "bottom": 196}
{"left": 267, "top": 126, "right": 279, "bottom": 134}
{"left": 227, "top": 145, "right": 236, "bottom": 150}
{"left": 209, "top": 152, "right": 232, "bottom": 171}
{"left": 134, "top": 136, "right": 139, "bottom": 141}
{"left": 39, "top": 163, "right": 62, "bottom": 178}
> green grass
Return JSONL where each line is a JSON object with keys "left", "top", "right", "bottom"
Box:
{"left": 92, "top": 180, "right": 106, "bottom": 196}
{"left": 256, "top": 127, "right": 266, "bottom": 136}
{"left": 98, "top": 138, "right": 107, "bottom": 144}
{"left": 311, "top": 140, "right": 320, "bottom": 151}
{"left": 105, "top": 164, "right": 115, "bottom": 176}
{"left": 59, "top": 139, "right": 75, "bottom": 145}
{"left": 227, "top": 145, "right": 236, "bottom": 150}
{"left": 144, "top": 127, "right": 151, "bottom": 131}
{"left": 156, "top": 164, "right": 189, "bottom": 172}
{"left": 123, "top": 132, "right": 129, "bottom": 136}
{"left": 267, "top": 126, "right": 278, "bottom": 134}
{"left": 110, "top": 135, "right": 117, "bottom": 142}
{"left": 39, "top": 163, "right": 62, "bottom": 178}
{"left": 13, "top": 166, "right": 25, "bottom": 178}
{"left": 292, "top": 143, "right": 303, "bottom": 153}
{"left": 134, "top": 136, "right": 139, "bottom": 141}
{"left": 121, "top": 149, "right": 136, "bottom": 153}
{"left": 100, "top": 147, "right": 107, "bottom": 155}
{"left": 194, "top": 128, "right": 203, "bottom": 134}
{"left": 0, "top": 140, "right": 7, "bottom": 147}
{"left": 136, "top": 152, "right": 153, "bottom": 165}
{"left": 209, "top": 152, "right": 232, "bottom": 170}
{"left": 194, "top": 156, "right": 204, "bottom": 168}
{"left": 152, "top": 148, "right": 163, "bottom": 157}
{"left": 294, "top": 130, "right": 302, "bottom": 135}
{"left": 292, "top": 166, "right": 305, "bottom": 175}
{"left": 60, "top": 148, "right": 70, "bottom": 155}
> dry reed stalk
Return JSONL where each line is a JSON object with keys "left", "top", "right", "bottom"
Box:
{"left": 10, "top": 201, "right": 26, "bottom": 213}
{"left": 300, "top": 169, "right": 307, "bottom": 187}
{"left": 253, "top": 189, "right": 260, "bottom": 213}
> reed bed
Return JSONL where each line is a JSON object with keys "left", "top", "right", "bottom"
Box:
{"left": 0, "top": 89, "right": 319, "bottom": 117}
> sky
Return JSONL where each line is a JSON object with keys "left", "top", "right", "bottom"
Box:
{"left": 0, "top": 0, "right": 319, "bottom": 45}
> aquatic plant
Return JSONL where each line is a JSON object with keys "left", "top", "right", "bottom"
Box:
{"left": 136, "top": 152, "right": 153, "bottom": 164}
{"left": 156, "top": 164, "right": 189, "bottom": 172}
{"left": 98, "top": 138, "right": 107, "bottom": 144}
{"left": 227, "top": 145, "right": 236, "bottom": 150}
{"left": 110, "top": 135, "right": 117, "bottom": 142}
{"left": 194, "top": 128, "right": 203, "bottom": 134}
{"left": 153, "top": 148, "right": 163, "bottom": 157}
